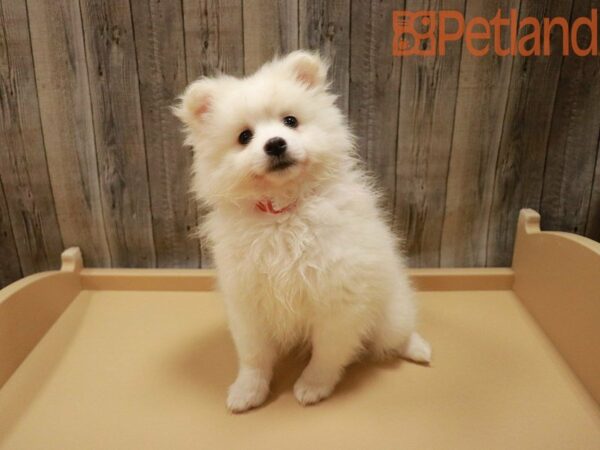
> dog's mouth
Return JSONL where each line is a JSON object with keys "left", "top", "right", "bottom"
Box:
{"left": 267, "top": 158, "right": 296, "bottom": 173}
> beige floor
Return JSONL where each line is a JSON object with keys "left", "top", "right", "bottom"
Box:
{"left": 1, "top": 289, "right": 599, "bottom": 450}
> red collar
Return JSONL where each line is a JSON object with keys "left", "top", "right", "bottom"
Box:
{"left": 255, "top": 198, "right": 297, "bottom": 215}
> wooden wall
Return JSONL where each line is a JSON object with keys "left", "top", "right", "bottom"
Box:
{"left": 1, "top": 0, "right": 599, "bottom": 287}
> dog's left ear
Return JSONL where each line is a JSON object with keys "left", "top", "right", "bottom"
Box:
{"left": 282, "top": 51, "right": 328, "bottom": 89}
{"left": 173, "top": 78, "right": 217, "bottom": 127}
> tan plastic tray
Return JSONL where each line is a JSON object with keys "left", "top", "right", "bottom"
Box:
{"left": 1, "top": 209, "right": 599, "bottom": 449}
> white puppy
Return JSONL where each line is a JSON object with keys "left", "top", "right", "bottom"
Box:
{"left": 174, "top": 51, "right": 431, "bottom": 413}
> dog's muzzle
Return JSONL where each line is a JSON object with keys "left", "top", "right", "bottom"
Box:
{"left": 264, "top": 137, "right": 296, "bottom": 172}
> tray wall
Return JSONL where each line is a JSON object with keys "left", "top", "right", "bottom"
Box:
{"left": 513, "top": 209, "right": 600, "bottom": 405}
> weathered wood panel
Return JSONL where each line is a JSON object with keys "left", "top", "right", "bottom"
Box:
{"left": 587, "top": 138, "right": 600, "bottom": 242}
{"left": 183, "top": 0, "right": 244, "bottom": 266}
{"left": 79, "top": 0, "right": 156, "bottom": 267}
{"left": 441, "top": 0, "right": 521, "bottom": 267}
{"left": 243, "top": 0, "right": 299, "bottom": 74}
{"left": 1, "top": 0, "right": 600, "bottom": 287}
{"left": 0, "top": 178, "right": 21, "bottom": 286}
{"left": 0, "top": 0, "right": 63, "bottom": 274}
{"left": 27, "top": 0, "right": 111, "bottom": 267}
{"left": 299, "top": 0, "right": 350, "bottom": 112}
{"left": 183, "top": 0, "right": 245, "bottom": 79}
{"left": 348, "top": 0, "right": 404, "bottom": 215}
{"left": 131, "top": 0, "right": 200, "bottom": 268}
{"left": 486, "top": 0, "right": 573, "bottom": 267}
{"left": 394, "top": 0, "right": 465, "bottom": 267}
{"left": 540, "top": 0, "right": 600, "bottom": 236}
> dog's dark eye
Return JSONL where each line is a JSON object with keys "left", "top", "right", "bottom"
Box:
{"left": 283, "top": 116, "right": 298, "bottom": 128}
{"left": 238, "top": 129, "right": 253, "bottom": 145}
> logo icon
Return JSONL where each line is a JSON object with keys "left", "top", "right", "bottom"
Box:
{"left": 392, "top": 9, "right": 598, "bottom": 57}
{"left": 393, "top": 11, "right": 437, "bottom": 56}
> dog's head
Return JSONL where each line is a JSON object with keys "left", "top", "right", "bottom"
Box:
{"left": 174, "top": 51, "right": 352, "bottom": 206}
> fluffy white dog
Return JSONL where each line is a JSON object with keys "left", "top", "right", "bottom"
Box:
{"left": 174, "top": 51, "right": 431, "bottom": 413}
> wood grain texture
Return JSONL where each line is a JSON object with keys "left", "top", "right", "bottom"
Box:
{"left": 2, "top": 0, "right": 600, "bottom": 287}
{"left": 243, "top": 0, "right": 299, "bottom": 74}
{"left": 131, "top": 0, "right": 200, "bottom": 268}
{"left": 183, "top": 0, "right": 244, "bottom": 79}
{"left": 486, "top": 0, "right": 573, "bottom": 267}
{"left": 348, "top": 0, "right": 404, "bottom": 215}
{"left": 0, "top": 0, "right": 63, "bottom": 274}
{"left": 587, "top": 138, "right": 600, "bottom": 242}
{"left": 79, "top": 0, "right": 155, "bottom": 267}
{"left": 441, "top": 0, "right": 521, "bottom": 267}
{"left": 182, "top": 0, "right": 244, "bottom": 266}
{"left": 0, "top": 177, "right": 21, "bottom": 286}
{"left": 299, "top": 0, "right": 350, "bottom": 112}
{"left": 540, "top": 0, "right": 600, "bottom": 236}
{"left": 27, "top": 0, "right": 111, "bottom": 267}
{"left": 394, "top": 0, "right": 465, "bottom": 267}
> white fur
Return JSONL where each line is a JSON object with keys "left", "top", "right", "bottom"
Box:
{"left": 174, "top": 51, "right": 431, "bottom": 413}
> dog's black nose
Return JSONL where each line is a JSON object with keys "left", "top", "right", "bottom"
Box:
{"left": 264, "top": 137, "right": 287, "bottom": 156}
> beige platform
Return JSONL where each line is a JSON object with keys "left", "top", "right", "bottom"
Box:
{"left": 1, "top": 209, "right": 599, "bottom": 449}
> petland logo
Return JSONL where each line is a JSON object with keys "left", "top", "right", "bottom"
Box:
{"left": 393, "top": 9, "right": 598, "bottom": 56}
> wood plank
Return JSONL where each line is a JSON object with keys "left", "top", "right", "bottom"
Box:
{"left": 540, "top": 0, "right": 600, "bottom": 237}
{"left": 183, "top": 0, "right": 244, "bottom": 79}
{"left": 79, "top": 0, "right": 156, "bottom": 267}
{"left": 394, "top": 0, "right": 465, "bottom": 267}
{"left": 0, "top": 178, "right": 21, "bottom": 287}
{"left": 130, "top": 0, "right": 200, "bottom": 268}
{"left": 440, "top": 0, "right": 521, "bottom": 267}
{"left": 486, "top": 0, "right": 573, "bottom": 267}
{"left": 348, "top": 0, "right": 404, "bottom": 215}
{"left": 183, "top": 0, "right": 244, "bottom": 266}
{"left": 0, "top": 0, "right": 64, "bottom": 275}
{"left": 587, "top": 139, "right": 600, "bottom": 242}
{"left": 299, "top": 0, "right": 350, "bottom": 112}
{"left": 26, "top": 0, "right": 111, "bottom": 267}
{"left": 243, "top": 0, "right": 299, "bottom": 74}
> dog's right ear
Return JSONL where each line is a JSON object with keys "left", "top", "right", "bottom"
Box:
{"left": 172, "top": 78, "right": 216, "bottom": 127}
{"left": 281, "top": 51, "right": 329, "bottom": 89}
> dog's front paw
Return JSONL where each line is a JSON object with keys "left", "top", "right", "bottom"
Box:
{"left": 227, "top": 373, "right": 270, "bottom": 413}
{"left": 293, "top": 377, "right": 335, "bottom": 406}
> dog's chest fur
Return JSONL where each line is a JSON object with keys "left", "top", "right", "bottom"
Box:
{"left": 207, "top": 205, "right": 344, "bottom": 344}
{"left": 211, "top": 205, "right": 338, "bottom": 304}
{"left": 205, "top": 181, "right": 389, "bottom": 345}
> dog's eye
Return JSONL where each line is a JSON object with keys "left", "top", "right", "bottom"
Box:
{"left": 283, "top": 116, "right": 298, "bottom": 128}
{"left": 238, "top": 129, "right": 253, "bottom": 145}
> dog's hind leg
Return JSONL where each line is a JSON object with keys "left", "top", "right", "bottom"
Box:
{"left": 371, "top": 292, "right": 432, "bottom": 364}
{"left": 400, "top": 331, "right": 432, "bottom": 363}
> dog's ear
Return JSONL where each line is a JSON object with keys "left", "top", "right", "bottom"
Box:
{"left": 173, "top": 78, "right": 216, "bottom": 126}
{"left": 282, "top": 51, "right": 328, "bottom": 89}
